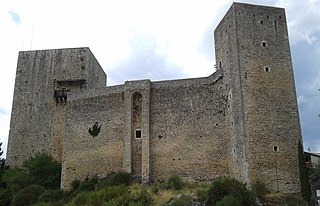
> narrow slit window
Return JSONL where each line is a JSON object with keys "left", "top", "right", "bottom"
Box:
{"left": 265, "top": 67, "right": 270, "bottom": 72}
{"left": 135, "top": 129, "right": 142, "bottom": 139}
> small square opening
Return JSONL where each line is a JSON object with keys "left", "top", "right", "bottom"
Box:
{"left": 265, "top": 67, "right": 270, "bottom": 72}
{"left": 273, "top": 146, "right": 278, "bottom": 152}
{"left": 135, "top": 129, "right": 142, "bottom": 139}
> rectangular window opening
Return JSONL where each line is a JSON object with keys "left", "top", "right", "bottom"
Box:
{"left": 273, "top": 146, "right": 278, "bottom": 152}
{"left": 265, "top": 67, "right": 270, "bottom": 72}
{"left": 135, "top": 129, "right": 142, "bottom": 139}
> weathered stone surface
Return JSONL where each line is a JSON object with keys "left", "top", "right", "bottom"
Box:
{"left": 7, "top": 3, "right": 302, "bottom": 193}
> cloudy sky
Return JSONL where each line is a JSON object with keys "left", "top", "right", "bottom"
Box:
{"left": 0, "top": 0, "right": 319, "bottom": 156}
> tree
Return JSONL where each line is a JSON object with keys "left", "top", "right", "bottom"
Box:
{"left": 22, "top": 153, "right": 61, "bottom": 189}
{"left": 298, "top": 141, "right": 311, "bottom": 202}
{"left": 2, "top": 153, "right": 61, "bottom": 193}
{"left": 0, "top": 142, "right": 7, "bottom": 188}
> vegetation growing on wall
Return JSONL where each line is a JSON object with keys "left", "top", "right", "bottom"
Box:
{"left": 88, "top": 121, "right": 101, "bottom": 137}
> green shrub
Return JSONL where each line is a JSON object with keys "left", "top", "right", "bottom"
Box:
{"left": 107, "top": 172, "right": 132, "bottom": 186}
{"left": 96, "top": 172, "right": 132, "bottom": 189}
{"left": 216, "top": 195, "right": 240, "bottom": 206}
{"left": 3, "top": 153, "right": 62, "bottom": 194}
{"left": 168, "top": 194, "right": 193, "bottom": 206}
{"left": 196, "top": 188, "right": 207, "bottom": 203}
{"left": 33, "top": 203, "right": 54, "bottom": 206}
{"left": 39, "top": 189, "right": 63, "bottom": 203}
{"left": 72, "top": 191, "right": 90, "bottom": 206}
{"left": 166, "top": 175, "right": 184, "bottom": 190}
{"left": 71, "top": 179, "right": 81, "bottom": 191}
{"left": 102, "top": 185, "right": 128, "bottom": 202}
{"left": 12, "top": 184, "right": 45, "bottom": 206}
{"left": 151, "top": 184, "right": 160, "bottom": 194}
{"left": 298, "top": 141, "right": 311, "bottom": 201}
{"left": 0, "top": 188, "right": 12, "bottom": 206}
{"left": 22, "top": 153, "right": 61, "bottom": 189}
{"left": 2, "top": 167, "right": 30, "bottom": 193}
{"left": 86, "top": 192, "right": 103, "bottom": 206}
{"left": 127, "top": 202, "right": 145, "bottom": 206}
{"left": 284, "top": 195, "right": 306, "bottom": 206}
{"left": 130, "top": 187, "right": 152, "bottom": 205}
{"left": 252, "top": 181, "right": 268, "bottom": 201}
{"left": 206, "top": 177, "right": 255, "bottom": 206}
{"left": 78, "top": 176, "right": 99, "bottom": 192}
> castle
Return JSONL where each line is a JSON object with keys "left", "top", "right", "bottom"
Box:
{"left": 7, "top": 3, "right": 303, "bottom": 193}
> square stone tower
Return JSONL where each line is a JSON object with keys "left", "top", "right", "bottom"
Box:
{"left": 7, "top": 48, "right": 106, "bottom": 166}
{"left": 215, "top": 3, "right": 302, "bottom": 192}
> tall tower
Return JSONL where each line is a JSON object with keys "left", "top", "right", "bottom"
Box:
{"left": 214, "top": 3, "right": 302, "bottom": 193}
{"left": 7, "top": 48, "right": 106, "bottom": 166}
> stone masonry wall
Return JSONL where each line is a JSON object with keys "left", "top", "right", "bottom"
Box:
{"left": 61, "top": 87, "right": 124, "bottom": 188}
{"left": 149, "top": 71, "right": 229, "bottom": 182}
{"left": 233, "top": 3, "right": 302, "bottom": 193}
{"left": 7, "top": 48, "right": 106, "bottom": 166}
{"left": 215, "top": 3, "right": 302, "bottom": 193}
{"left": 214, "top": 4, "right": 249, "bottom": 183}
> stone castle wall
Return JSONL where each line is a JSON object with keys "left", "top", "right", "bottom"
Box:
{"left": 214, "top": 3, "right": 302, "bottom": 192}
{"left": 7, "top": 3, "right": 302, "bottom": 193}
{"left": 7, "top": 48, "right": 106, "bottom": 166}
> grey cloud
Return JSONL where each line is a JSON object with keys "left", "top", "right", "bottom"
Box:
{"left": 291, "top": 42, "right": 320, "bottom": 152}
{"left": 106, "top": 33, "right": 186, "bottom": 85}
{"left": 284, "top": 0, "right": 320, "bottom": 45}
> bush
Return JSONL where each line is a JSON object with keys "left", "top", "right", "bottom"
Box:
{"left": 78, "top": 175, "right": 99, "bottom": 192}
{"left": 33, "top": 203, "right": 54, "bottom": 206}
{"left": 12, "top": 184, "right": 45, "bottom": 206}
{"left": 252, "top": 181, "right": 268, "bottom": 201}
{"left": 129, "top": 187, "right": 152, "bottom": 205}
{"left": 196, "top": 188, "right": 207, "bottom": 203}
{"left": 216, "top": 195, "right": 240, "bottom": 206}
{"left": 107, "top": 172, "right": 132, "bottom": 186}
{"left": 22, "top": 153, "right": 61, "bottom": 189}
{"left": 39, "top": 189, "right": 64, "bottom": 203}
{"left": 284, "top": 195, "right": 306, "bottom": 206}
{"left": 298, "top": 141, "right": 311, "bottom": 201}
{"left": 103, "top": 185, "right": 128, "bottom": 200}
{"left": 71, "top": 179, "right": 81, "bottom": 191}
{"left": 86, "top": 192, "right": 103, "bottom": 206}
{"left": 0, "top": 188, "right": 12, "bottom": 206}
{"left": 206, "top": 177, "right": 255, "bottom": 206}
{"left": 167, "top": 194, "right": 193, "bottom": 206}
{"left": 166, "top": 175, "right": 184, "bottom": 190}
{"left": 3, "top": 153, "right": 62, "bottom": 194}
{"left": 78, "top": 185, "right": 129, "bottom": 206}
{"left": 96, "top": 172, "right": 132, "bottom": 189}
{"left": 72, "top": 191, "right": 90, "bottom": 206}
{"left": 2, "top": 167, "right": 30, "bottom": 193}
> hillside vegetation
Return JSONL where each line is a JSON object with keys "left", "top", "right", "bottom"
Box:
{"left": 0, "top": 153, "right": 306, "bottom": 206}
